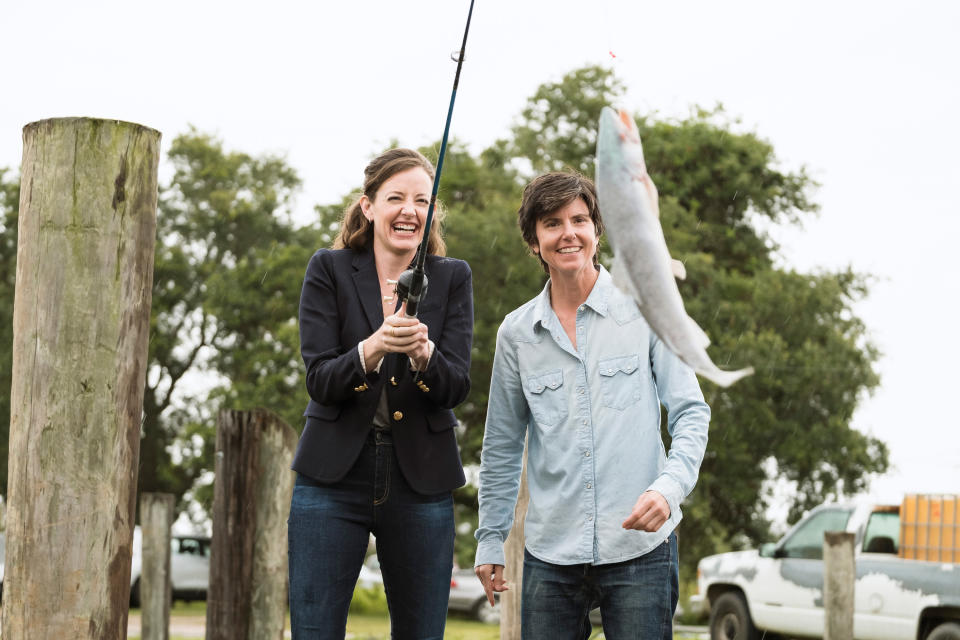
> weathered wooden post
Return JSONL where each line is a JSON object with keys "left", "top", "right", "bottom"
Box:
{"left": 140, "top": 493, "right": 175, "bottom": 640}
{"left": 824, "top": 531, "right": 855, "bottom": 640}
{"left": 206, "top": 409, "right": 298, "bottom": 640}
{"left": 501, "top": 447, "right": 529, "bottom": 640}
{"left": 3, "top": 117, "right": 159, "bottom": 639}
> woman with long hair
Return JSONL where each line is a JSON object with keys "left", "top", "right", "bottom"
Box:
{"left": 288, "top": 148, "right": 473, "bottom": 639}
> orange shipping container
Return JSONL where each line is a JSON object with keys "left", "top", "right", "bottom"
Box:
{"left": 899, "top": 494, "right": 960, "bottom": 562}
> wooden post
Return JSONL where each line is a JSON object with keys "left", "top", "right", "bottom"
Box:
{"left": 3, "top": 117, "right": 159, "bottom": 640}
{"left": 140, "top": 493, "right": 175, "bottom": 640}
{"left": 501, "top": 446, "right": 529, "bottom": 640}
{"left": 206, "top": 409, "right": 298, "bottom": 640}
{"left": 823, "top": 531, "right": 855, "bottom": 640}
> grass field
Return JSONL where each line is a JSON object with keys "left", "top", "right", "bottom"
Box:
{"left": 127, "top": 602, "right": 706, "bottom": 639}
{"left": 127, "top": 603, "right": 503, "bottom": 640}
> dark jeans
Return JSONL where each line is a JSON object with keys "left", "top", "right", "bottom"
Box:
{"left": 288, "top": 429, "right": 455, "bottom": 640}
{"left": 521, "top": 532, "right": 679, "bottom": 640}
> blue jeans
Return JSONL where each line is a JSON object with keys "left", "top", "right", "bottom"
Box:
{"left": 288, "top": 429, "right": 455, "bottom": 640}
{"left": 521, "top": 533, "right": 678, "bottom": 640}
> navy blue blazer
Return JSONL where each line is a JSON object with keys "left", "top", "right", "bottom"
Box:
{"left": 292, "top": 247, "right": 473, "bottom": 494}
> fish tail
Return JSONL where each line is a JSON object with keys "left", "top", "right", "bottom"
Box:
{"left": 698, "top": 365, "right": 755, "bottom": 388}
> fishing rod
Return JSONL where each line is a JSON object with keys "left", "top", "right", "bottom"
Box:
{"left": 392, "top": 0, "right": 476, "bottom": 318}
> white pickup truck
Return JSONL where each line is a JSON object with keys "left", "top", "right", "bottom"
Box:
{"left": 691, "top": 502, "right": 960, "bottom": 640}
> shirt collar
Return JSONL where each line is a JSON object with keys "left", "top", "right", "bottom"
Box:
{"left": 531, "top": 265, "right": 613, "bottom": 331}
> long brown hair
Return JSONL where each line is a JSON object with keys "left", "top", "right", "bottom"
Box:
{"left": 333, "top": 148, "right": 446, "bottom": 256}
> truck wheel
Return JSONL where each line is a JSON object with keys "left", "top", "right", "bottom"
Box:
{"left": 928, "top": 622, "right": 960, "bottom": 640}
{"left": 710, "top": 592, "right": 758, "bottom": 640}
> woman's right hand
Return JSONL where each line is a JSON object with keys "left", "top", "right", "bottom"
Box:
{"left": 362, "top": 302, "right": 430, "bottom": 371}
{"left": 475, "top": 563, "right": 508, "bottom": 606}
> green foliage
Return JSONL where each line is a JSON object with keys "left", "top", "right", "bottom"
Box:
{"left": 510, "top": 66, "right": 625, "bottom": 176}
{"left": 142, "top": 129, "right": 302, "bottom": 512}
{"left": 349, "top": 583, "right": 389, "bottom": 615}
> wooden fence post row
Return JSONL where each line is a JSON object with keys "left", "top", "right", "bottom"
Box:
{"left": 3, "top": 117, "right": 159, "bottom": 639}
{"left": 206, "top": 409, "right": 297, "bottom": 640}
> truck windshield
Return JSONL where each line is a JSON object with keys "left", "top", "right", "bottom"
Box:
{"left": 780, "top": 508, "right": 852, "bottom": 559}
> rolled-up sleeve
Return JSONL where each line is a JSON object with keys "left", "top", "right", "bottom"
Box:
{"left": 646, "top": 332, "right": 710, "bottom": 519}
{"left": 474, "top": 321, "right": 529, "bottom": 568}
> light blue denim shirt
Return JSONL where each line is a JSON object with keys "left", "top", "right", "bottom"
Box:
{"left": 475, "top": 266, "right": 710, "bottom": 567}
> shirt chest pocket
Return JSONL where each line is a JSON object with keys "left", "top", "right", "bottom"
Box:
{"left": 522, "top": 369, "right": 568, "bottom": 429}
{"left": 598, "top": 354, "right": 642, "bottom": 410}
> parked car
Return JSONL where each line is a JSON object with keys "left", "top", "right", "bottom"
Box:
{"left": 449, "top": 568, "right": 501, "bottom": 624}
{"left": 129, "top": 526, "right": 210, "bottom": 607}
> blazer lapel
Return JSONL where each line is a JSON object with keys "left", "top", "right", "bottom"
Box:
{"left": 352, "top": 250, "right": 383, "bottom": 333}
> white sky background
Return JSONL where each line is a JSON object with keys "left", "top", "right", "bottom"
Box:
{"left": 2, "top": 0, "right": 958, "bottom": 512}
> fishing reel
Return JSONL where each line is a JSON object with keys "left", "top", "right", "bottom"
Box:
{"left": 394, "top": 267, "right": 428, "bottom": 318}
{"left": 388, "top": 265, "right": 428, "bottom": 318}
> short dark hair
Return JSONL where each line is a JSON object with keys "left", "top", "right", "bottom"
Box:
{"left": 517, "top": 172, "right": 604, "bottom": 273}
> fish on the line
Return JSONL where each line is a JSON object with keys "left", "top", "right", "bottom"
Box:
{"left": 595, "top": 106, "right": 754, "bottom": 388}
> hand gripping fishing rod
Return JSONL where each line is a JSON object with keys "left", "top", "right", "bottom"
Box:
{"left": 391, "top": 0, "right": 476, "bottom": 318}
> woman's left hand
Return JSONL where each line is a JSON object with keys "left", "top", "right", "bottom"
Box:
{"left": 381, "top": 302, "right": 431, "bottom": 368}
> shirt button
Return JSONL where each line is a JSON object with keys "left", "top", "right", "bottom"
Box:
{"left": 577, "top": 387, "right": 584, "bottom": 394}
{"left": 587, "top": 515, "right": 594, "bottom": 521}
{"left": 586, "top": 483, "right": 592, "bottom": 489}
{"left": 584, "top": 451, "right": 590, "bottom": 457}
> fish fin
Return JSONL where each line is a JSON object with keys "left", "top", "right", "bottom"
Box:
{"left": 698, "top": 365, "right": 755, "bottom": 388}
{"left": 672, "top": 259, "right": 687, "bottom": 280}
{"left": 610, "top": 256, "right": 643, "bottom": 305}
{"left": 687, "top": 315, "right": 710, "bottom": 348}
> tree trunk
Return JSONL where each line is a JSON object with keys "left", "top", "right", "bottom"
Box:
{"left": 501, "top": 445, "right": 529, "bottom": 640}
{"left": 206, "top": 409, "right": 298, "bottom": 640}
{"left": 3, "top": 117, "right": 159, "bottom": 639}
{"left": 140, "top": 493, "right": 175, "bottom": 640}
{"left": 823, "top": 531, "right": 855, "bottom": 640}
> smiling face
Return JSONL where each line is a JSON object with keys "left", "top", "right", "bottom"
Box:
{"left": 531, "top": 196, "right": 600, "bottom": 282}
{"left": 361, "top": 167, "right": 432, "bottom": 259}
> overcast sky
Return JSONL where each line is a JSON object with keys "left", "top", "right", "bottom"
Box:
{"left": 2, "top": 0, "right": 958, "bottom": 511}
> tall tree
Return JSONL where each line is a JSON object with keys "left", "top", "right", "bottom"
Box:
{"left": 510, "top": 66, "right": 625, "bottom": 176}
{"left": 182, "top": 198, "right": 345, "bottom": 514}
{"left": 141, "top": 130, "right": 301, "bottom": 507}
